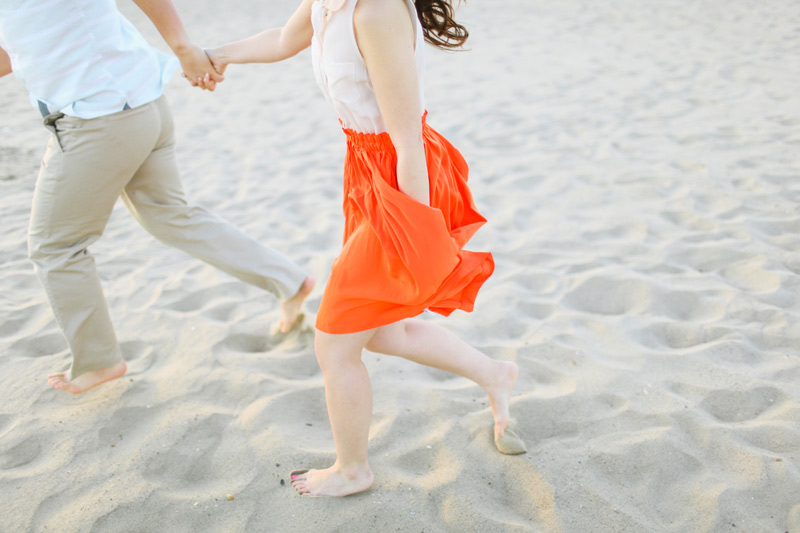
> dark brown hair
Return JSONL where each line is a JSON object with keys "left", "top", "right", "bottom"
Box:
{"left": 413, "top": 0, "right": 469, "bottom": 49}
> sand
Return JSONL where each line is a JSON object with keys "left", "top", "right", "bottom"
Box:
{"left": 1, "top": 0, "right": 799, "bottom": 531}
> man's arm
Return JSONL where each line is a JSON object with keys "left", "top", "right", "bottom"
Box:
{"left": 131, "top": 0, "right": 223, "bottom": 90}
{"left": 0, "top": 46, "right": 12, "bottom": 77}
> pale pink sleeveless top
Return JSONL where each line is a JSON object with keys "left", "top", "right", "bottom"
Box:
{"left": 310, "top": 0, "right": 426, "bottom": 134}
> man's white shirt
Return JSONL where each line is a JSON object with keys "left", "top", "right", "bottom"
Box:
{"left": 0, "top": 0, "right": 178, "bottom": 118}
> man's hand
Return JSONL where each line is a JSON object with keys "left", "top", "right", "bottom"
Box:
{"left": 176, "top": 42, "right": 224, "bottom": 91}
{"left": 0, "top": 46, "right": 12, "bottom": 78}
{"left": 132, "top": 0, "right": 223, "bottom": 91}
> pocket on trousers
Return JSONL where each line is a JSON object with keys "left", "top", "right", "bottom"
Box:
{"left": 42, "top": 112, "right": 66, "bottom": 151}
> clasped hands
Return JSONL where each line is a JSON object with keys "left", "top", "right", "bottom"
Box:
{"left": 177, "top": 42, "right": 226, "bottom": 91}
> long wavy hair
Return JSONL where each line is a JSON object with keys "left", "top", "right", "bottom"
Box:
{"left": 413, "top": 0, "right": 469, "bottom": 49}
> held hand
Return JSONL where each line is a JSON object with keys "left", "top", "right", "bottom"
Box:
{"left": 0, "top": 46, "right": 12, "bottom": 78}
{"left": 177, "top": 42, "right": 224, "bottom": 91}
{"left": 204, "top": 48, "right": 228, "bottom": 78}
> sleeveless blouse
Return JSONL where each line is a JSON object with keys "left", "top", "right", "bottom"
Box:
{"left": 310, "top": 0, "right": 426, "bottom": 134}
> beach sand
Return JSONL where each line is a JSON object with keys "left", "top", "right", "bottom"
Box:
{"left": 1, "top": 0, "right": 799, "bottom": 531}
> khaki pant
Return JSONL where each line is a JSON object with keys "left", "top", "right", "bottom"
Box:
{"left": 28, "top": 96, "right": 307, "bottom": 379}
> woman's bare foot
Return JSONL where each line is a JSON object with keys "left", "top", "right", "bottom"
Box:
{"left": 290, "top": 462, "right": 373, "bottom": 497}
{"left": 484, "top": 361, "right": 526, "bottom": 454}
{"left": 47, "top": 359, "right": 128, "bottom": 394}
{"left": 280, "top": 276, "right": 314, "bottom": 333}
{"left": 484, "top": 361, "right": 519, "bottom": 439}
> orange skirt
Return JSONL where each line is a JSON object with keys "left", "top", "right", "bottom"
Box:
{"left": 315, "top": 114, "right": 494, "bottom": 334}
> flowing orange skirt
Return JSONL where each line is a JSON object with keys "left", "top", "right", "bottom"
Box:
{"left": 315, "top": 114, "right": 494, "bottom": 334}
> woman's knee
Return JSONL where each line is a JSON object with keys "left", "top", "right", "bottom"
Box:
{"left": 314, "top": 331, "right": 345, "bottom": 372}
{"left": 314, "top": 329, "right": 373, "bottom": 372}
{"left": 364, "top": 321, "right": 410, "bottom": 354}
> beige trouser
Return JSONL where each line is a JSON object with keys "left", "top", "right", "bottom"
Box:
{"left": 28, "top": 96, "right": 307, "bottom": 379}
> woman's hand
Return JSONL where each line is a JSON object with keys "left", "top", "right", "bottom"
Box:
{"left": 204, "top": 48, "right": 228, "bottom": 78}
{"left": 177, "top": 42, "right": 224, "bottom": 91}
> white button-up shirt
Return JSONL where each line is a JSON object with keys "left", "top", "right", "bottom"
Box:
{"left": 0, "top": 0, "right": 178, "bottom": 118}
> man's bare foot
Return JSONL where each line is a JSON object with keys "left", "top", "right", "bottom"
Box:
{"left": 484, "top": 360, "right": 517, "bottom": 436}
{"left": 280, "top": 276, "right": 314, "bottom": 333}
{"left": 290, "top": 463, "right": 373, "bottom": 497}
{"left": 47, "top": 360, "right": 127, "bottom": 394}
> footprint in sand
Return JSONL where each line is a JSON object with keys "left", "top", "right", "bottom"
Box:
{"left": 719, "top": 259, "right": 781, "bottom": 293}
{"left": 212, "top": 328, "right": 317, "bottom": 377}
{"left": 748, "top": 216, "right": 800, "bottom": 238}
{"left": 524, "top": 358, "right": 577, "bottom": 399}
{"left": 159, "top": 282, "right": 249, "bottom": 314}
{"left": 120, "top": 340, "right": 154, "bottom": 373}
{"left": 9, "top": 331, "right": 67, "bottom": 358}
{"left": 393, "top": 440, "right": 461, "bottom": 487}
{"left": 0, "top": 435, "right": 43, "bottom": 471}
{"left": 633, "top": 320, "right": 731, "bottom": 350}
{"left": 699, "top": 385, "right": 787, "bottom": 423}
{"left": 237, "top": 387, "right": 326, "bottom": 436}
{"left": 142, "top": 412, "right": 235, "bottom": 486}
{"left": 739, "top": 422, "right": 799, "bottom": 456}
{"left": 581, "top": 221, "right": 648, "bottom": 243}
{"left": 586, "top": 437, "right": 704, "bottom": 499}
{"left": 214, "top": 332, "right": 273, "bottom": 355}
{"left": 97, "top": 405, "right": 157, "bottom": 450}
{"left": 517, "top": 301, "right": 556, "bottom": 321}
{"left": 651, "top": 288, "right": 730, "bottom": 322}
{"left": 661, "top": 209, "right": 718, "bottom": 233}
{"left": 200, "top": 301, "right": 242, "bottom": 323}
{"left": 563, "top": 276, "right": 653, "bottom": 316}
{"left": 667, "top": 246, "right": 752, "bottom": 274}
{"left": 593, "top": 392, "right": 630, "bottom": 419}
{"left": 0, "top": 316, "right": 30, "bottom": 339}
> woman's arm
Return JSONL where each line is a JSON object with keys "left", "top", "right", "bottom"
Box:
{"left": 131, "top": 0, "right": 223, "bottom": 89}
{"left": 206, "top": 0, "right": 315, "bottom": 73}
{"left": 0, "top": 46, "right": 12, "bottom": 77}
{"left": 355, "top": 0, "right": 429, "bottom": 205}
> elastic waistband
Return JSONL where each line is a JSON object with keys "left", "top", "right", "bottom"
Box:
{"left": 343, "top": 111, "right": 428, "bottom": 151}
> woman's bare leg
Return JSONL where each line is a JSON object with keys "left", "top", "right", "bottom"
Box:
{"left": 292, "top": 318, "right": 521, "bottom": 497}
{"left": 365, "top": 319, "right": 519, "bottom": 440}
{"left": 291, "top": 328, "right": 376, "bottom": 497}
